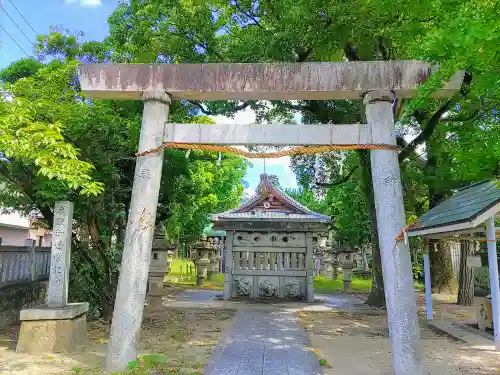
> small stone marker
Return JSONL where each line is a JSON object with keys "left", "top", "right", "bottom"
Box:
{"left": 47, "top": 201, "right": 74, "bottom": 307}
{"left": 16, "top": 200, "right": 89, "bottom": 354}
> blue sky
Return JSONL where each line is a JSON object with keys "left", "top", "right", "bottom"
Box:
{"left": 0, "top": 0, "right": 298, "bottom": 194}
{"left": 0, "top": 0, "right": 120, "bottom": 68}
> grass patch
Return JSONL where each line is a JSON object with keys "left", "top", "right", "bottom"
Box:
{"left": 314, "top": 276, "right": 371, "bottom": 293}
{"left": 319, "top": 358, "right": 331, "bottom": 368}
{"left": 168, "top": 260, "right": 425, "bottom": 294}
{"left": 165, "top": 259, "right": 224, "bottom": 290}
{"left": 119, "top": 354, "right": 198, "bottom": 375}
{"left": 72, "top": 354, "right": 202, "bottom": 374}
{"left": 314, "top": 276, "right": 425, "bottom": 294}
{"left": 168, "top": 259, "right": 195, "bottom": 277}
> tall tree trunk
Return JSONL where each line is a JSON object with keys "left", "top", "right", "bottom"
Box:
{"left": 429, "top": 240, "right": 458, "bottom": 293}
{"left": 359, "top": 150, "right": 385, "bottom": 307}
{"left": 427, "top": 132, "right": 457, "bottom": 293}
{"left": 457, "top": 240, "right": 474, "bottom": 305}
{"left": 116, "top": 215, "right": 126, "bottom": 248}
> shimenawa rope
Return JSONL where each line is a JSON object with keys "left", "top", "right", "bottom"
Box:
{"left": 136, "top": 142, "right": 399, "bottom": 158}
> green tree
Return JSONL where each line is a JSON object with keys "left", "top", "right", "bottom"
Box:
{"left": 0, "top": 58, "right": 43, "bottom": 84}
{"left": 285, "top": 187, "right": 328, "bottom": 215}
{"left": 1, "top": 31, "right": 249, "bottom": 317}
{"left": 0, "top": 61, "right": 104, "bottom": 199}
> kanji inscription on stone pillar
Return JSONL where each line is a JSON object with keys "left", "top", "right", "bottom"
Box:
{"left": 47, "top": 201, "right": 74, "bottom": 308}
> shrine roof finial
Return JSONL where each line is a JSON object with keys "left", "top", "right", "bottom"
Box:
{"left": 257, "top": 173, "right": 273, "bottom": 195}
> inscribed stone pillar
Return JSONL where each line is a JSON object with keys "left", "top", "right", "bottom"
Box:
{"left": 47, "top": 201, "right": 74, "bottom": 308}
{"left": 364, "top": 90, "right": 423, "bottom": 375}
{"left": 17, "top": 200, "right": 89, "bottom": 354}
{"left": 105, "top": 92, "right": 171, "bottom": 372}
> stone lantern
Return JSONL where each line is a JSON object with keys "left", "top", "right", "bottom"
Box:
{"left": 331, "top": 253, "right": 340, "bottom": 280}
{"left": 148, "top": 222, "right": 169, "bottom": 307}
{"left": 213, "top": 237, "right": 221, "bottom": 265}
{"left": 332, "top": 244, "right": 358, "bottom": 290}
{"left": 207, "top": 239, "right": 221, "bottom": 280}
{"left": 320, "top": 238, "right": 333, "bottom": 277}
{"left": 193, "top": 236, "right": 213, "bottom": 286}
{"left": 313, "top": 236, "right": 334, "bottom": 278}
{"left": 187, "top": 244, "right": 195, "bottom": 260}
{"left": 166, "top": 247, "right": 175, "bottom": 273}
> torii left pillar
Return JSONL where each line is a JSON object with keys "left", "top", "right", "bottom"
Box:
{"left": 105, "top": 91, "right": 171, "bottom": 372}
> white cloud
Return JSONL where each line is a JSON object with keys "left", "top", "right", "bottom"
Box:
{"left": 65, "top": 0, "right": 102, "bottom": 7}
{"left": 211, "top": 106, "right": 256, "bottom": 125}
{"left": 244, "top": 187, "right": 256, "bottom": 198}
{"left": 81, "top": 0, "right": 102, "bottom": 6}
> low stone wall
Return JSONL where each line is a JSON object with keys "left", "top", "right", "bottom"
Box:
{"left": 0, "top": 281, "right": 48, "bottom": 328}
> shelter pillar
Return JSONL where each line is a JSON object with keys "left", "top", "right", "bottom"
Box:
{"left": 105, "top": 91, "right": 171, "bottom": 372}
{"left": 364, "top": 90, "right": 423, "bottom": 375}
{"left": 423, "top": 239, "right": 433, "bottom": 320}
{"left": 486, "top": 216, "right": 500, "bottom": 350}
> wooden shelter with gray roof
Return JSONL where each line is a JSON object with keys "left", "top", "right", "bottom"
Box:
{"left": 408, "top": 180, "right": 500, "bottom": 349}
{"left": 408, "top": 180, "right": 500, "bottom": 239}
{"left": 212, "top": 174, "right": 331, "bottom": 302}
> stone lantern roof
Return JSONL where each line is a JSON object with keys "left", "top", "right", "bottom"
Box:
{"left": 193, "top": 237, "right": 215, "bottom": 250}
{"left": 211, "top": 174, "right": 331, "bottom": 223}
{"left": 332, "top": 244, "right": 358, "bottom": 254}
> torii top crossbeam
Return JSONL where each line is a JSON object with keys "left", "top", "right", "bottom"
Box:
{"left": 78, "top": 61, "right": 463, "bottom": 100}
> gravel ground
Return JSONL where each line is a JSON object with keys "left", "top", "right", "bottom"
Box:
{"left": 300, "top": 308, "right": 500, "bottom": 375}
{"left": 0, "top": 306, "right": 234, "bottom": 375}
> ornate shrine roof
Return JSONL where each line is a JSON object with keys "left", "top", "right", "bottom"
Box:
{"left": 212, "top": 174, "right": 331, "bottom": 223}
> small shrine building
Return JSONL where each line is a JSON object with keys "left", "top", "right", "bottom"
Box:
{"left": 212, "top": 174, "right": 331, "bottom": 302}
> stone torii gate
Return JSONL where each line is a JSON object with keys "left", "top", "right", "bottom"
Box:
{"left": 78, "top": 62, "right": 462, "bottom": 374}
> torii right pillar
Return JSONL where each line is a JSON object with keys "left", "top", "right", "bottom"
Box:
{"left": 364, "top": 90, "right": 423, "bottom": 375}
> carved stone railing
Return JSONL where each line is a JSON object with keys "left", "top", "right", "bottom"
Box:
{"left": 233, "top": 249, "right": 307, "bottom": 275}
{"left": 228, "top": 231, "right": 312, "bottom": 300}
{"left": 0, "top": 245, "right": 51, "bottom": 288}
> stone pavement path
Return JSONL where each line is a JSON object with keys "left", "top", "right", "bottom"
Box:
{"left": 174, "top": 289, "right": 222, "bottom": 301}
{"left": 204, "top": 308, "right": 323, "bottom": 375}
{"left": 314, "top": 293, "right": 368, "bottom": 310}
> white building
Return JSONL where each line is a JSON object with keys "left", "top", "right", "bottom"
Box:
{"left": 0, "top": 209, "right": 52, "bottom": 247}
